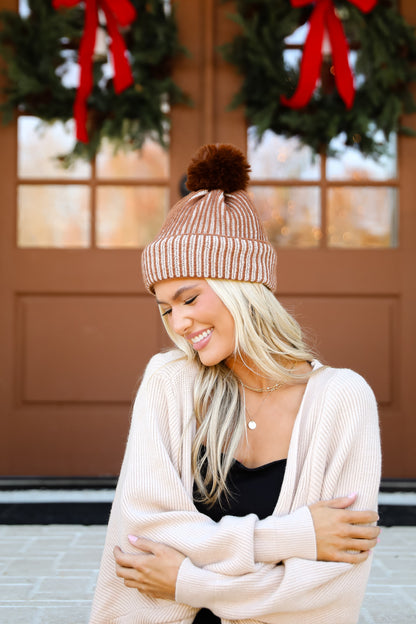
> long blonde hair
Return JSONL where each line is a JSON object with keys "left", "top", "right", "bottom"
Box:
{"left": 160, "top": 279, "right": 316, "bottom": 506}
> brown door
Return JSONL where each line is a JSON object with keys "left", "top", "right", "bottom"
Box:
{"left": 0, "top": 0, "right": 415, "bottom": 478}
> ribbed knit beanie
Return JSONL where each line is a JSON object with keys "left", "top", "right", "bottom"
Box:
{"left": 141, "top": 143, "right": 278, "bottom": 292}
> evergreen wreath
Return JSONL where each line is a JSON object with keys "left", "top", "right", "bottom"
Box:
{"left": 0, "top": 0, "right": 189, "bottom": 165}
{"left": 221, "top": 0, "right": 416, "bottom": 158}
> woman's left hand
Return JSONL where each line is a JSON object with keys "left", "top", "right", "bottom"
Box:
{"left": 113, "top": 536, "right": 186, "bottom": 600}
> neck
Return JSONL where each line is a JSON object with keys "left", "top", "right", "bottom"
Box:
{"left": 225, "top": 355, "right": 276, "bottom": 392}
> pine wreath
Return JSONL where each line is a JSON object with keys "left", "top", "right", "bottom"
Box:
{"left": 221, "top": 0, "right": 416, "bottom": 158}
{"left": 0, "top": 0, "right": 189, "bottom": 165}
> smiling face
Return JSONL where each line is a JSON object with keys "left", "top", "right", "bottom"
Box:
{"left": 154, "top": 278, "right": 236, "bottom": 367}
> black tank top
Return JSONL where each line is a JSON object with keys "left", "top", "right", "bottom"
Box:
{"left": 192, "top": 454, "right": 287, "bottom": 624}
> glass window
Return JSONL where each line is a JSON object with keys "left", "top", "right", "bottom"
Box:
{"left": 18, "top": 117, "right": 91, "bottom": 180}
{"left": 96, "top": 186, "right": 168, "bottom": 248}
{"left": 248, "top": 128, "right": 398, "bottom": 249}
{"left": 327, "top": 132, "right": 397, "bottom": 181}
{"left": 17, "top": 116, "right": 169, "bottom": 249}
{"left": 250, "top": 186, "right": 321, "bottom": 248}
{"left": 96, "top": 139, "right": 169, "bottom": 180}
{"left": 18, "top": 185, "right": 90, "bottom": 248}
{"left": 327, "top": 187, "right": 398, "bottom": 248}
{"left": 248, "top": 129, "right": 320, "bottom": 181}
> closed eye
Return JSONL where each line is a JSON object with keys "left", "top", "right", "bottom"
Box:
{"left": 184, "top": 295, "right": 197, "bottom": 305}
{"left": 160, "top": 295, "right": 197, "bottom": 317}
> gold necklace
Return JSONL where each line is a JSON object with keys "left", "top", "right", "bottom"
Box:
{"left": 244, "top": 391, "right": 271, "bottom": 431}
{"left": 240, "top": 380, "right": 281, "bottom": 393}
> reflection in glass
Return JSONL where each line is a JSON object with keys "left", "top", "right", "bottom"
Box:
{"left": 250, "top": 186, "right": 321, "bottom": 248}
{"left": 96, "top": 139, "right": 169, "bottom": 180}
{"left": 284, "top": 24, "right": 308, "bottom": 45}
{"left": 327, "top": 187, "right": 397, "bottom": 248}
{"left": 327, "top": 132, "right": 397, "bottom": 181}
{"left": 283, "top": 48, "right": 303, "bottom": 72}
{"left": 18, "top": 185, "right": 90, "bottom": 247}
{"left": 248, "top": 129, "right": 320, "bottom": 181}
{"left": 18, "top": 117, "right": 91, "bottom": 179}
{"left": 96, "top": 186, "right": 168, "bottom": 248}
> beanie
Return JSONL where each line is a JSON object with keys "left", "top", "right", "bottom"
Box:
{"left": 141, "top": 143, "right": 278, "bottom": 292}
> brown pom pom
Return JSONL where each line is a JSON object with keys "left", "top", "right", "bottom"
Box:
{"left": 186, "top": 143, "right": 251, "bottom": 194}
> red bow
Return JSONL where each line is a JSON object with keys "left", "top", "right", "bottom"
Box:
{"left": 281, "top": 0, "right": 377, "bottom": 110}
{"left": 53, "top": 0, "right": 137, "bottom": 143}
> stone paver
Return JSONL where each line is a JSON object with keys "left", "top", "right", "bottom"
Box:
{"left": 0, "top": 525, "right": 415, "bottom": 623}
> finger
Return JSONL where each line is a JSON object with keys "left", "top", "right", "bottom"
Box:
{"left": 128, "top": 535, "right": 158, "bottom": 554}
{"left": 113, "top": 546, "right": 142, "bottom": 568}
{"left": 123, "top": 579, "right": 140, "bottom": 589}
{"left": 115, "top": 563, "right": 138, "bottom": 581}
{"left": 347, "top": 524, "right": 380, "bottom": 540}
{"left": 344, "top": 537, "right": 378, "bottom": 552}
{"left": 337, "top": 549, "right": 372, "bottom": 565}
{"left": 324, "top": 493, "right": 358, "bottom": 509}
{"left": 340, "top": 509, "right": 379, "bottom": 525}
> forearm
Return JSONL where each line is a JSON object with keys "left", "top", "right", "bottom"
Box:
{"left": 176, "top": 554, "right": 372, "bottom": 622}
{"left": 117, "top": 489, "right": 316, "bottom": 574}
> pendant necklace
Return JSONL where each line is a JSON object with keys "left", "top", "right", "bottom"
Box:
{"left": 245, "top": 391, "right": 271, "bottom": 431}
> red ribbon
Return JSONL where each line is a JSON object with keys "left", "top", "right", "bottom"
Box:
{"left": 53, "top": 0, "right": 137, "bottom": 142}
{"left": 281, "top": 0, "right": 377, "bottom": 110}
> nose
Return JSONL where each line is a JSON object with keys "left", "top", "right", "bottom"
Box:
{"left": 170, "top": 306, "right": 192, "bottom": 337}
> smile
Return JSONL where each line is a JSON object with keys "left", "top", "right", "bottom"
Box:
{"left": 190, "top": 328, "right": 213, "bottom": 346}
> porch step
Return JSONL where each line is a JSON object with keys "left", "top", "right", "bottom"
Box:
{"left": 0, "top": 490, "right": 414, "bottom": 526}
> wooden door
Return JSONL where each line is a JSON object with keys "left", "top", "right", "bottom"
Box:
{"left": 0, "top": 0, "right": 415, "bottom": 478}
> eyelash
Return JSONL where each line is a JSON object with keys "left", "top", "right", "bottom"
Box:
{"left": 161, "top": 295, "right": 197, "bottom": 317}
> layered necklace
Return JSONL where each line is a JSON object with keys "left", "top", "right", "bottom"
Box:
{"left": 240, "top": 380, "right": 281, "bottom": 394}
{"left": 239, "top": 379, "right": 281, "bottom": 430}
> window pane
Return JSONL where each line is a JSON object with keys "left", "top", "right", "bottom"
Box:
{"left": 248, "top": 129, "right": 320, "bottom": 181}
{"left": 250, "top": 186, "right": 321, "bottom": 248}
{"left": 327, "top": 133, "right": 397, "bottom": 181}
{"left": 96, "top": 186, "right": 168, "bottom": 248}
{"left": 18, "top": 117, "right": 91, "bottom": 179}
{"left": 327, "top": 187, "right": 398, "bottom": 248}
{"left": 96, "top": 139, "right": 169, "bottom": 180}
{"left": 285, "top": 24, "right": 308, "bottom": 45}
{"left": 18, "top": 185, "right": 90, "bottom": 247}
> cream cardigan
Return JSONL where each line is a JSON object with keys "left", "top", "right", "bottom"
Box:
{"left": 90, "top": 350, "right": 381, "bottom": 624}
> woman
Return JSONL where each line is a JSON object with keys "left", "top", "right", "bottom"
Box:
{"left": 90, "top": 144, "right": 381, "bottom": 624}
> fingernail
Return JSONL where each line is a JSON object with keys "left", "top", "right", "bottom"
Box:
{"left": 128, "top": 535, "right": 138, "bottom": 543}
{"left": 377, "top": 538, "right": 380, "bottom": 543}
{"left": 348, "top": 492, "right": 358, "bottom": 498}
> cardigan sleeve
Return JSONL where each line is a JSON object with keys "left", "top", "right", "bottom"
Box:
{"left": 175, "top": 369, "right": 381, "bottom": 623}
{"left": 114, "top": 354, "right": 316, "bottom": 577}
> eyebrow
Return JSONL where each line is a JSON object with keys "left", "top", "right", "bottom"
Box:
{"left": 155, "top": 284, "right": 198, "bottom": 305}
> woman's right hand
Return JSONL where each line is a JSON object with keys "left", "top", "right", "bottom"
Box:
{"left": 309, "top": 493, "right": 380, "bottom": 564}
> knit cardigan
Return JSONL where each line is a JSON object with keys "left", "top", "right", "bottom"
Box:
{"left": 90, "top": 350, "right": 381, "bottom": 624}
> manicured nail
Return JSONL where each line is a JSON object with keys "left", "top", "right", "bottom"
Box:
{"left": 348, "top": 492, "right": 358, "bottom": 498}
{"left": 128, "top": 535, "right": 138, "bottom": 543}
{"left": 377, "top": 538, "right": 380, "bottom": 543}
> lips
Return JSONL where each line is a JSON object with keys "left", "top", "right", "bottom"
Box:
{"left": 188, "top": 328, "right": 213, "bottom": 350}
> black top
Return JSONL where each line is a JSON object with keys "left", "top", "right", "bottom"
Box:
{"left": 192, "top": 453, "right": 287, "bottom": 624}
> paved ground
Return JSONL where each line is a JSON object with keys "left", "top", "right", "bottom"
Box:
{"left": 0, "top": 524, "right": 415, "bottom": 624}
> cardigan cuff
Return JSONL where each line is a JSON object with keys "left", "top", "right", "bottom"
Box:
{"left": 176, "top": 557, "right": 216, "bottom": 608}
{"left": 254, "top": 506, "right": 317, "bottom": 563}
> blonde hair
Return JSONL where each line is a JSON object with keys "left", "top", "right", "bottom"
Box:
{"left": 160, "top": 279, "right": 315, "bottom": 507}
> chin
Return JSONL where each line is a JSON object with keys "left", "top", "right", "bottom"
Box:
{"left": 198, "top": 354, "right": 219, "bottom": 367}
{"left": 197, "top": 349, "right": 233, "bottom": 368}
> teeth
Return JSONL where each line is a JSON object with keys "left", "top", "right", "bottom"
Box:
{"left": 191, "top": 329, "right": 213, "bottom": 344}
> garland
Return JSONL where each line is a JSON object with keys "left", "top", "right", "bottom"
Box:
{"left": 0, "top": 0, "right": 189, "bottom": 165}
{"left": 221, "top": 0, "right": 416, "bottom": 158}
